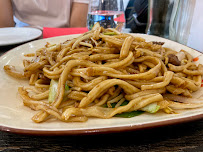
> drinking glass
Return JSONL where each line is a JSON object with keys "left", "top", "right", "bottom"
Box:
{"left": 169, "top": 0, "right": 196, "bottom": 45}
{"left": 87, "top": 0, "right": 125, "bottom": 31}
{"left": 146, "top": 0, "right": 174, "bottom": 38}
{"left": 146, "top": 0, "right": 196, "bottom": 45}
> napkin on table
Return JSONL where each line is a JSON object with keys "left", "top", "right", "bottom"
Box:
{"left": 43, "top": 27, "right": 88, "bottom": 38}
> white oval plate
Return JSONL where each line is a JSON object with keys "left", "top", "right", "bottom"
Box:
{"left": 0, "top": 34, "right": 203, "bottom": 135}
{"left": 0, "top": 27, "right": 42, "bottom": 46}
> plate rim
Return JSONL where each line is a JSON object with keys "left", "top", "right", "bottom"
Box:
{"left": 0, "top": 34, "right": 203, "bottom": 135}
{"left": 0, "top": 113, "right": 202, "bottom": 135}
{"left": 0, "top": 27, "right": 42, "bottom": 46}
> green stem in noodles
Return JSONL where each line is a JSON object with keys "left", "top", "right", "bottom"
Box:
{"left": 103, "top": 32, "right": 117, "bottom": 35}
{"left": 48, "top": 79, "right": 58, "bottom": 103}
{"left": 48, "top": 79, "right": 70, "bottom": 103}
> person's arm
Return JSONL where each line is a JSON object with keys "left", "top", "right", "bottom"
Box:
{"left": 0, "top": 0, "right": 15, "bottom": 27}
{"left": 70, "top": 2, "right": 88, "bottom": 27}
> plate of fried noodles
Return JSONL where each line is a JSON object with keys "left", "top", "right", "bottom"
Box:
{"left": 0, "top": 23, "right": 203, "bottom": 135}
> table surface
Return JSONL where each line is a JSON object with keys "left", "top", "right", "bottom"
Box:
{"left": 0, "top": 42, "right": 203, "bottom": 152}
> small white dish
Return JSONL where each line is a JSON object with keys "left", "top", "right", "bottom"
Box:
{"left": 0, "top": 27, "right": 42, "bottom": 46}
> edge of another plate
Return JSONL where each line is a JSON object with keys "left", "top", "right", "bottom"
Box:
{"left": 0, "top": 27, "right": 42, "bottom": 46}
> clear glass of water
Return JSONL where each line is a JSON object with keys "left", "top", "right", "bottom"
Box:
{"left": 87, "top": 0, "right": 125, "bottom": 31}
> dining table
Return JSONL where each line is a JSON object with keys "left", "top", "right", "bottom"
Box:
{"left": 0, "top": 27, "right": 202, "bottom": 152}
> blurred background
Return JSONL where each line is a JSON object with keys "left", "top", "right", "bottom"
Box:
{"left": 0, "top": 0, "right": 202, "bottom": 52}
{"left": 124, "top": 0, "right": 203, "bottom": 52}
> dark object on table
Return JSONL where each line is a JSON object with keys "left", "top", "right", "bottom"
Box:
{"left": 147, "top": 0, "right": 174, "bottom": 38}
{"left": 125, "top": 0, "right": 148, "bottom": 33}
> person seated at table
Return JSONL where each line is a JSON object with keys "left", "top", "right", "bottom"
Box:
{"left": 0, "top": 0, "right": 89, "bottom": 29}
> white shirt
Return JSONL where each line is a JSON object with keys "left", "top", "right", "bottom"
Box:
{"left": 12, "top": 0, "right": 89, "bottom": 28}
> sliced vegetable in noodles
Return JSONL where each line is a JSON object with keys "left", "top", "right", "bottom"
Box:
{"left": 65, "top": 83, "right": 69, "bottom": 91}
{"left": 48, "top": 79, "right": 58, "bottom": 103}
{"left": 110, "top": 101, "right": 144, "bottom": 118}
{"left": 103, "top": 32, "right": 117, "bottom": 35}
{"left": 115, "top": 111, "right": 144, "bottom": 118}
{"left": 141, "top": 102, "right": 160, "bottom": 113}
{"left": 48, "top": 79, "right": 70, "bottom": 103}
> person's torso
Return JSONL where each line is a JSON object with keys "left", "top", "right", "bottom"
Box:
{"left": 12, "top": 0, "right": 73, "bottom": 28}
